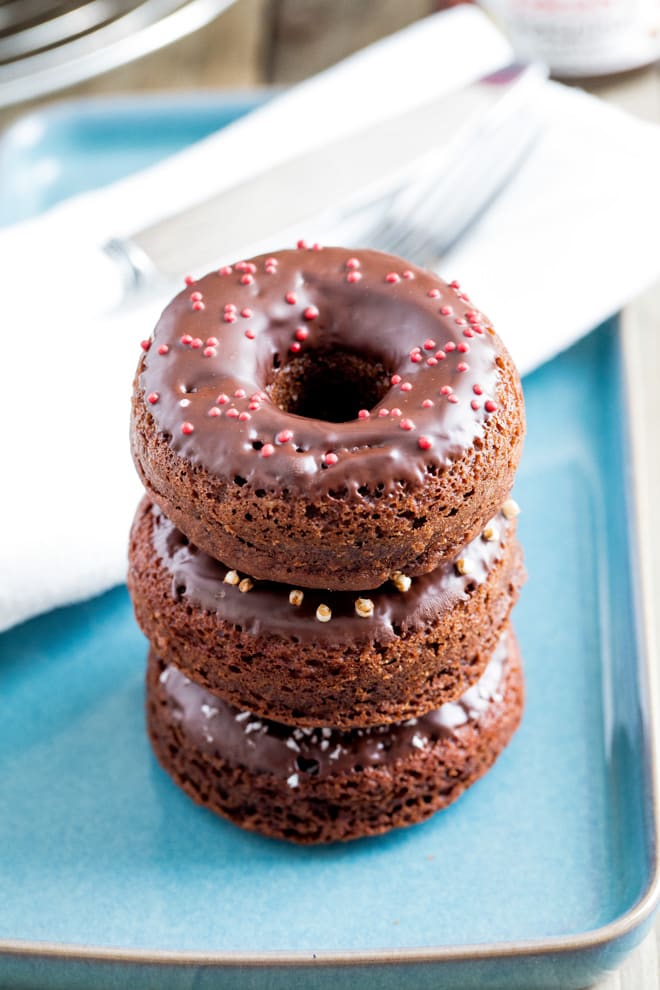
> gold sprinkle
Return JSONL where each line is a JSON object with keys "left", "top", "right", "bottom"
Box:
{"left": 316, "top": 604, "right": 332, "bottom": 623}
{"left": 482, "top": 523, "right": 498, "bottom": 541}
{"left": 391, "top": 571, "right": 411, "bottom": 593}
{"left": 289, "top": 589, "right": 304, "bottom": 607}
{"left": 355, "top": 597, "right": 374, "bottom": 618}
{"left": 224, "top": 570, "right": 240, "bottom": 585}
{"left": 239, "top": 577, "right": 254, "bottom": 593}
{"left": 456, "top": 557, "right": 472, "bottom": 575}
{"left": 501, "top": 498, "right": 520, "bottom": 520}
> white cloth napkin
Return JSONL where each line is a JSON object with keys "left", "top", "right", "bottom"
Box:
{"left": 2, "top": 5, "right": 660, "bottom": 633}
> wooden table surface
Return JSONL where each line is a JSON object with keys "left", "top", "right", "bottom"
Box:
{"left": 2, "top": 2, "right": 659, "bottom": 986}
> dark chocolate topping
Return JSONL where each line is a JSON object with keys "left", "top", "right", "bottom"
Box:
{"left": 156, "top": 630, "right": 510, "bottom": 781}
{"left": 139, "top": 247, "right": 501, "bottom": 496}
{"left": 149, "top": 501, "right": 513, "bottom": 645}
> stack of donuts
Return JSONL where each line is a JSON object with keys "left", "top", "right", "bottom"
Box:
{"left": 128, "top": 245, "right": 526, "bottom": 844}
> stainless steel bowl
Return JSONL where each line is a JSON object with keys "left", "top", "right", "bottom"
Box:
{"left": 0, "top": 0, "right": 236, "bottom": 107}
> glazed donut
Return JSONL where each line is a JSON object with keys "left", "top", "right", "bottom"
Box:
{"left": 146, "top": 627, "right": 524, "bottom": 844}
{"left": 128, "top": 497, "right": 524, "bottom": 728}
{"left": 131, "top": 246, "right": 524, "bottom": 590}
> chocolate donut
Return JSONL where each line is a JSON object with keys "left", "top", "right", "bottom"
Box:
{"left": 131, "top": 247, "right": 524, "bottom": 590}
{"left": 129, "top": 497, "right": 524, "bottom": 727}
{"left": 146, "top": 627, "right": 524, "bottom": 844}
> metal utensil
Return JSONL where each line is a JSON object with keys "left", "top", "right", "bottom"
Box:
{"left": 104, "top": 62, "right": 547, "bottom": 297}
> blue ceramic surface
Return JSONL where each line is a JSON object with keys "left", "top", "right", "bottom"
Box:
{"left": 0, "top": 95, "right": 657, "bottom": 990}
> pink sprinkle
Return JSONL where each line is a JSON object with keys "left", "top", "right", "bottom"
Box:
{"left": 358, "top": 409, "right": 370, "bottom": 419}
{"left": 422, "top": 399, "right": 434, "bottom": 408}
{"left": 243, "top": 329, "right": 255, "bottom": 340}
{"left": 265, "top": 264, "right": 276, "bottom": 274}
{"left": 140, "top": 340, "right": 151, "bottom": 351}
{"left": 473, "top": 384, "right": 483, "bottom": 395}
{"left": 400, "top": 418, "right": 415, "bottom": 431}
{"left": 445, "top": 341, "right": 456, "bottom": 352}
{"left": 454, "top": 317, "right": 466, "bottom": 326}
{"left": 390, "top": 408, "right": 402, "bottom": 417}
{"left": 471, "top": 399, "right": 480, "bottom": 411}
{"left": 463, "top": 328, "right": 475, "bottom": 338}
{"left": 347, "top": 271, "right": 362, "bottom": 283}
{"left": 304, "top": 306, "right": 319, "bottom": 321}
{"left": 147, "top": 392, "right": 159, "bottom": 404}
{"left": 297, "top": 239, "right": 308, "bottom": 249}
{"left": 157, "top": 344, "right": 169, "bottom": 355}
{"left": 217, "top": 393, "right": 229, "bottom": 404}
{"left": 385, "top": 272, "right": 400, "bottom": 283}
{"left": 208, "top": 406, "right": 222, "bottom": 417}
{"left": 485, "top": 400, "right": 497, "bottom": 412}
{"left": 224, "top": 303, "right": 236, "bottom": 311}
{"left": 277, "top": 430, "right": 294, "bottom": 443}
{"left": 418, "top": 436, "right": 432, "bottom": 450}
{"left": 180, "top": 334, "right": 193, "bottom": 346}
{"left": 290, "top": 342, "right": 301, "bottom": 353}
{"left": 379, "top": 408, "right": 389, "bottom": 417}
{"left": 450, "top": 280, "right": 460, "bottom": 289}
{"left": 447, "top": 394, "right": 459, "bottom": 404}
{"left": 184, "top": 275, "right": 195, "bottom": 286}
{"left": 226, "top": 408, "right": 239, "bottom": 419}
{"left": 206, "top": 337, "right": 219, "bottom": 347}
{"left": 261, "top": 443, "right": 275, "bottom": 457}
{"left": 223, "top": 314, "right": 236, "bottom": 323}
{"left": 239, "top": 411, "right": 251, "bottom": 422}
{"left": 423, "top": 339, "right": 436, "bottom": 350}
{"left": 427, "top": 358, "right": 438, "bottom": 366}
{"left": 346, "top": 258, "right": 360, "bottom": 270}
{"left": 457, "top": 362, "right": 469, "bottom": 373}
{"left": 441, "top": 386, "right": 453, "bottom": 396}
{"left": 428, "top": 289, "right": 441, "bottom": 298}
{"left": 235, "top": 388, "right": 246, "bottom": 398}
{"left": 192, "top": 301, "right": 205, "bottom": 312}
{"left": 248, "top": 400, "right": 260, "bottom": 410}
{"left": 241, "top": 308, "right": 253, "bottom": 318}
{"left": 440, "top": 305, "right": 453, "bottom": 316}
{"left": 218, "top": 266, "right": 232, "bottom": 276}
{"left": 458, "top": 342, "right": 470, "bottom": 353}
{"left": 190, "top": 291, "right": 203, "bottom": 302}
{"left": 181, "top": 422, "right": 194, "bottom": 435}
{"left": 391, "top": 374, "right": 402, "bottom": 385}
{"left": 400, "top": 382, "right": 413, "bottom": 392}
{"left": 435, "top": 351, "right": 446, "bottom": 361}
{"left": 402, "top": 270, "right": 415, "bottom": 280}
{"left": 235, "top": 261, "right": 248, "bottom": 271}
{"left": 265, "top": 258, "right": 277, "bottom": 267}
{"left": 285, "top": 292, "right": 297, "bottom": 305}
{"left": 240, "top": 274, "right": 254, "bottom": 285}
{"left": 191, "top": 338, "right": 203, "bottom": 349}
{"left": 467, "top": 311, "right": 480, "bottom": 324}
{"left": 411, "top": 353, "right": 422, "bottom": 363}
{"left": 312, "top": 243, "right": 323, "bottom": 251}
{"left": 324, "top": 452, "right": 338, "bottom": 466}
{"left": 203, "top": 346, "right": 217, "bottom": 358}
{"left": 295, "top": 326, "right": 309, "bottom": 341}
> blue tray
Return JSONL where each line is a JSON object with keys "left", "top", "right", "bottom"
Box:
{"left": 0, "top": 94, "right": 658, "bottom": 990}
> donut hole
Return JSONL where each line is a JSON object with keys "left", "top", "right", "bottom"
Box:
{"left": 268, "top": 350, "right": 390, "bottom": 423}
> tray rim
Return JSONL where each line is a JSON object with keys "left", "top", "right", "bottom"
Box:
{"left": 0, "top": 96, "right": 658, "bottom": 971}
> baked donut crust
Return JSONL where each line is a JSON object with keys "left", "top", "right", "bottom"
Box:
{"left": 131, "top": 247, "right": 524, "bottom": 590}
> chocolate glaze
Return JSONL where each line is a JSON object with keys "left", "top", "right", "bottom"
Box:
{"left": 138, "top": 247, "right": 501, "bottom": 497}
{"left": 149, "top": 501, "right": 514, "bottom": 645}
{"left": 156, "top": 630, "right": 510, "bottom": 781}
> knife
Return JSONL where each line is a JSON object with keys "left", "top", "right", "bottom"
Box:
{"left": 104, "top": 62, "right": 546, "bottom": 296}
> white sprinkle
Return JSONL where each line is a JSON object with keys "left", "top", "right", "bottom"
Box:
{"left": 493, "top": 692, "right": 503, "bottom": 704}
{"left": 321, "top": 727, "right": 332, "bottom": 739}
{"left": 200, "top": 704, "right": 218, "bottom": 719}
{"left": 411, "top": 734, "right": 426, "bottom": 750}
{"left": 287, "top": 773, "right": 300, "bottom": 789}
{"left": 234, "top": 711, "right": 251, "bottom": 722}
{"left": 285, "top": 738, "right": 300, "bottom": 752}
{"left": 403, "top": 717, "right": 418, "bottom": 727}
{"left": 203, "top": 731, "right": 214, "bottom": 744}
{"left": 320, "top": 739, "right": 329, "bottom": 751}
{"left": 179, "top": 398, "right": 190, "bottom": 408}
{"left": 159, "top": 668, "right": 170, "bottom": 685}
{"left": 293, "top": 729, "right": 304, "bottom": 741}
{"left": 245, "top": 721, "right": 263, "bottom": 734}
{"left": 502, "top": 498, "right": 520, "bottom": 520}
{"left": 329, "top": 745, "right": 343, "bottom": 761}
